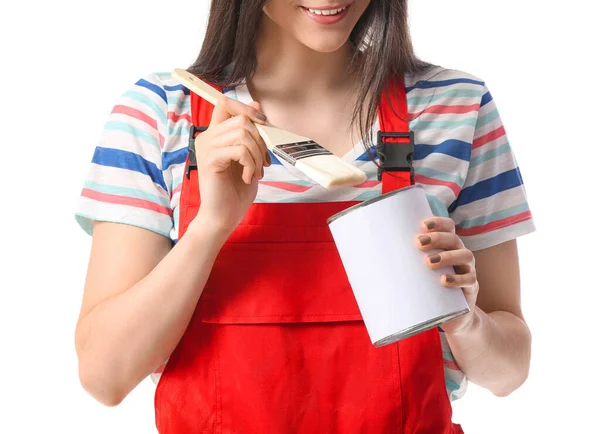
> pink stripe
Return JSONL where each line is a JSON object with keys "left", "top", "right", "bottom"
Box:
{"left": 473, "top": 125, "right": 506, "bottom": 149}
{"left": 415, "top": 174, "right": 461, "bottom": 196}
{"left": 112, "top": 105, "right": 165, "bottom": 149}
{"left": 409, "top": 103, "right": 479, "bottom": 120}
{"left": 354, "top": 180, "right": 380, "bottom": 188}
{"left": 81, "top": 188, "right": 172, "bottom": 217}
{"left": 172, "top": 183, "right": 182, "bottom": 196}
{"left": 443, "top": 359, "right": 461, "bottom": 371}
{"left": 168, "top": 111, "right": 192, "bottom": 124}
{"left": 456, "top": 211, "right": 532, "bottom": 236}
{"left": 259, "top": 181, "right": 312, "bottom": 193}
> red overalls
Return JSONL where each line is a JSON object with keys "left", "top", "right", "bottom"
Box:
{"left": 154, "top": 77, "right": 464, "bottom": 434}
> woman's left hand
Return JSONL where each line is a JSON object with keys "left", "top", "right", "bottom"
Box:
{"left": 415, "top": 216, "right": 479, "bottom": 335}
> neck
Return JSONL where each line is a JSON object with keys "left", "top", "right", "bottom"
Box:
{"left": 250, "top": 14, "right": 356, "bottom": 103}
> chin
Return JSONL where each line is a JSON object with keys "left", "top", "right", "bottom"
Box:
{"left": 297, "top": 34, "right": 351, "bottom": 53}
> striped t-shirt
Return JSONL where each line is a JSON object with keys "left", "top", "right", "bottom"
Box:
{"left": 75, "top": 65, "right": 535, "bottom": 401}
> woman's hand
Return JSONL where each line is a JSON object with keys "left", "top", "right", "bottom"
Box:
{"left": 415, "top": 216, "right": 480, "bottom": 335}
{"left": 193, "top": 95, "right": 271, "bottom": 236}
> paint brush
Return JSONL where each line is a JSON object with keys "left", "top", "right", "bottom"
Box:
{"left": 172, "top": 68, "right": 367, "bottom": 189}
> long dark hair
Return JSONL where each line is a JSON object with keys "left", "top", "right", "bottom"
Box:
{"left": 187, "top": 0, "right": 429, "bottom": 151}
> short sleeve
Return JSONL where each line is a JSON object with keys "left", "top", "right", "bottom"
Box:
{"left": 448, "top": 84, "right": 535, "bottom": 251}
{"left": 74, "top": 73, "right": 174, "bottom": 238}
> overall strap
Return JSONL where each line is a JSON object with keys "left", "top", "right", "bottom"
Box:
{"left": 178, "top": 80, "right": 223, "bottom": 240}
{"left": 377, "top": 77, "right": 414, "bottom": 194}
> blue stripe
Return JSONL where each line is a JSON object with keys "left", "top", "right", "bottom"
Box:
{"left": 268, "top": 149, "right": 282, "bottom": 165}
{"left": 162, "top": 148, "right": 188, "bottom": 170}
{"left": 356, "top": 146, "right": 378, "bottom": 162}
{"left": 480, "top": 91, "right": 492, "bottom": 107}
{"left": 92, "top": 147, "right": 168, "bottom": 191}
{"left": 414, "top": 139, "right": 472, "bottom": 162}
{"left": 164, "top": 84, "right": 190, "bottom": 94}
{"left": 406, "top": 78, "right": 485, "bottom": 93}
{"left": 448, "top": 168, "right": 523, "bottom": 213}
{"left": 135, "top": 78, "right": 167, "bottom": 104}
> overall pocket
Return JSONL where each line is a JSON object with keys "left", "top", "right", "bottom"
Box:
{"left": 197, "top": 240, "right": 404, "bottom": 434}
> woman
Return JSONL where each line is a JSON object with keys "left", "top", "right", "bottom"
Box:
{"left": 74, "top": 0, "right": 534, "bottom": 432}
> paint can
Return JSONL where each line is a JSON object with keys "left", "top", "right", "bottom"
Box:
{"left": 327, "top": 185, "right": 470, "bottom": 347}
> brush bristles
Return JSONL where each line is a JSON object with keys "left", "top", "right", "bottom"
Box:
{"left": 296, "top": 155, "right": 367, "bottom": 189}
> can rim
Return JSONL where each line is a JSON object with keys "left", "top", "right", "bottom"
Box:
{"left": 326, "top": 184, "right": 424, "bottom": 225}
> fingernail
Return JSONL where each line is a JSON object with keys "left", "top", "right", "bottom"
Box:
{"left": 429, "top": 254, "right": 441, "bottom": 264}
{"left": 445, "top": 275, "right": 455, "bottom": 283}
{"left": 265, "top": 151, "right": 272, "bottom": 165}
{"left": 425, "top": 220, "right": 436, "bottom": 230}
{"left": 256, "top": 112, "right": 267, "bottom": 122}
{"left": 418, "top": 235, "right": 431, "bottom": 246}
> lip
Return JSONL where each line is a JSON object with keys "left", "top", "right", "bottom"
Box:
{"left": 300, "top": 3, "right": 351, "bottom": 25}
{"left": 302, "top": 2, "right": 351, "bottom": 10}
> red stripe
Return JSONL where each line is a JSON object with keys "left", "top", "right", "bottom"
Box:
{"left": 409, "top": 103, "right": 479, "bottom": 120}
{"left": 112, "top": 105, "right": 165, "bottom": 148}
{"left": 259, "top": 181, "right": 312, "bottom": 193}
{"left": 354, "top": 180, "right": 380, "bottom": 188}
{"left": 172, "top": 182, "right": 182, "bottom": 196}
{"left": 456, "top": 211, "right": 532, "bottom": 236}
{"left": 168, "top": 111, "right": 192, "bottom": 124}
{"left": 414, "top": 174, "right": 461, "bottom": 196}
{"left": 443, "top": 359, "right": 461, "bottom": 371}
{"left": 81, "top": 188, "right": 172, "bottom": 217}
{"left": 473, "top": 125, "right": 506, "bottom": 149}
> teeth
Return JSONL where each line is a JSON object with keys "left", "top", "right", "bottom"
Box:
{"left": 307, "top": 6, "right": 346, "bottom": 16}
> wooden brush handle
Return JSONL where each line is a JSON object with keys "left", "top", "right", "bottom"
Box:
{"left": 172, "top": 68, "right": 222, "bottom": 106}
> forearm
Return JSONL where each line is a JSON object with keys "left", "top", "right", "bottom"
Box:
{"left": 445, "top": 307, "right": 532, "bottom": 396}
{"left": 76, "top": 214, "right": 229, "bottom": 405}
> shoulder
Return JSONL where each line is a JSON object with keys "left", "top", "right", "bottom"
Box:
{"left": 405, "top": 64, "right": 488, "bottom": 101}
{"left": 131, "top": 71, "right": 192, "bottom": 106}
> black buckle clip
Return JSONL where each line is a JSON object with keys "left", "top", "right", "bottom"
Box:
{"left": 376, "top": 130, "right": 415, "bottom": 182}
{"left": 186, "top": 125, "right": 208, "bottom": 178}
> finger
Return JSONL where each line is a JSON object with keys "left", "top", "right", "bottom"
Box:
{"left": 247, "top": 101, "right": 271, "bottom": 166}
{"left": 424, "top": 248, "right": 475, "bottom": 271}
{"left": 209, "top": 127, "right": 264, "bottom": 180}
{"left": 415, "top": 231, "right": 464, "bottom": 252}
{"left": 440, "top": 272, "right": 478, "bottom": 288}
{"left": 209, "top": 95, "right": 233, "bottom": 127}
{"left": 207, "top": 145, "right": 256, "bottom": 184}
{"left": 421, "top": 217, "right": 456, "bottom": 234}
{"left": 211, "top": 94, "right": 267, "bottom": 127}
{"left": 212, "top": 115, "right": 269, "bottom": 167}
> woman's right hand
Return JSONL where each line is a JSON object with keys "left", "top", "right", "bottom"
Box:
{"left": 192, "top": 95, "right": 271, "bottom": 236}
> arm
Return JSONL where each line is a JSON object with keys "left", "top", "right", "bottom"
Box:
{"left": 75, "top": 93, "right": 270, "bottom": 407}
{"left": 75, "top": 216, "right": 228, "bottom": 407}
{"left": 416, "top": 219, "right": 531, "bottom": 397}
{"left": 444, "top": 239, "right": 531, "bottom": 397}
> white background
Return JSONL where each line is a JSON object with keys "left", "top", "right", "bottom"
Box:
{"left": 1, "top": 0, "right": 598, "bottom": 432}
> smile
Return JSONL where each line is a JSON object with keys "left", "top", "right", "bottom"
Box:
{"left": 300, "top": 3, "right": 351, "bottom": 23}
